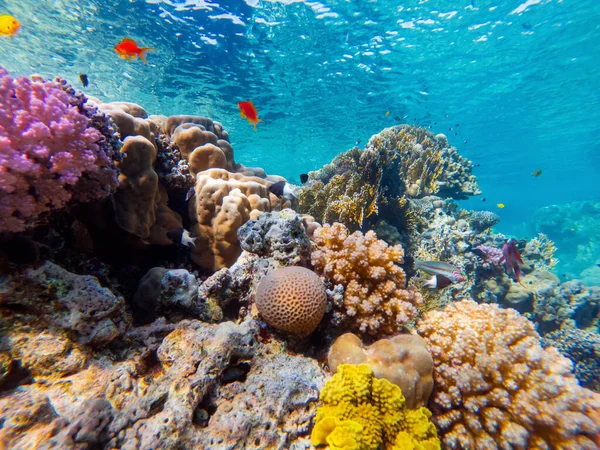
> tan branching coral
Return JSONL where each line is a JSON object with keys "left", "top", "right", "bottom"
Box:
{"left": 311, "top": 223, "right": 423, "bottom": 336}
{"left": 298, "top": 146, "right": 406, "bottom": 231}
{"left": 189, "top": 169, "right": 287, "bottom": 271}
{"left": 525, "top": 232, "right": 559, "bottom": 271}
{"left": 417, "top": 300, "right": 600, "bottom": 449}
{"left": 368, "top": 125, "right": 480, "bottom": 199}
{"left": 328, "top": 332, "right": 434, "bottom": 408}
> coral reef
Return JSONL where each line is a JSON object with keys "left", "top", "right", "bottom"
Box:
{"left": 311, "top": 223, "right": 423, "bottom": 336}
{"left": 527, "top": 201, "right": 600, "bottom": 281}
{"left": 542, "top": 329, "right": 600, "bottom": 392}
{"left": 464, "top": 210, "right": 499, "bottom": 234}
{"left": 328, "top": 333, "right": 433, "bottom": 409}
{"left": 311, "top": 363, "right": 440, "bottom": 450}
{"left": 367, "top": 125, "right": 480, "bottom": 199}
{"left": 237, "top": 209, "right": 313, "bottom": 267}
{"left": 533, "top": 279, "right": 600, "bottom": 334}
{"left": 525, "top": 233, "right": 559, "bottom": 271}
{"left": 0, "top": 67, "right": 120, "bottom": 232}
{"left": 189, "top": 168, "right": 287, "bottom": 271}
{"left": 255, "top": 266, "right": 327, "bottom": 336}
{"left": 417, "top": 300, "right": 600, "bottom": 449}
{"left": 298, "top": 125, "right": 479, "bottom": 232}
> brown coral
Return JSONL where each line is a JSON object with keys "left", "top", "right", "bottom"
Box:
{"left": 328, "top": 332, "right": 434, "bottom": 408}
{"left": 368, "top": 125, "right": 480, "bottom": 199}
{"left": 417, "top": 300, "right": 600, "bottom": 449}
{"left": 189, "top": 168, "right": 287, "bottom": 270}
{"left": 255, "top": 266, "right": 327, "bottom": 336}
{"left": 311, "top": 223, "right": 423, "bottom": 336}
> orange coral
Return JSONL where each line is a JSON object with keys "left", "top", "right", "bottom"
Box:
{"left": 417, "top": 300, "right": 600, "bottom": 449}
{"left": 311, "top": 223, "right": 423, "bottom": 336}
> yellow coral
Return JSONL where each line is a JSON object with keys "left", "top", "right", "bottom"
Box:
{"left": 311, "top": 223, "right": 423, "bottom": 336}
{"left": 311, "top": 364, "right": 440, "bottom": 450}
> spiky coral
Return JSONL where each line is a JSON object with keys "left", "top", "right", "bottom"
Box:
{"left": 525, "top": 232, "right": 559, "bottom": 271}
{"left": 417, "top": 300, "right": 600, "bottom": 449}
{"left": 311, "top": 223, "right": 423, "bottom": 336}
{"left": 298, "top": 145, "right": 404, "bottom": 231}
{"left": 311, "top": 364, "right": 440, "bottom": 450}
{"left": 367, "top": 125, "right": 480, "bottom": 199}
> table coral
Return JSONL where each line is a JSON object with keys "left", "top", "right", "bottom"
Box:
{"left": 416, "top": 300, "right": 600, "bottom": 449}
{"left": 328, "top": 333, "right": 434, "bottom": 409}
{"left": 189, "top": 168, "right": 286, "bottom": 270}
{"left": 311, "top": 363, "right": 440, "bottom": 450}
{"left": 311, "top": 223, "right": 423, "bottom": 336}
{"left": 0, "top": 67, "right": 120, "bottom": 232}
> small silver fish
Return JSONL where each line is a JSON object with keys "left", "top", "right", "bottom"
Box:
{"left": 181, "top": 229, "right": 197, "bottom": 247}
{"left": 415, "top": 259, "right": 466, "bottom": 283}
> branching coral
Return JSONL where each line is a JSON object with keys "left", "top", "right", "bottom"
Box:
{"left": 367, "top": 125, "right": 480, "bottom": 199}
{"left": 417, "top": 300, "right": 600, "bottom": 449}
{"left": 525, "top": 233, "right": 559, "bottom": 271}
{"left": 311, "top": 364, "right": 440, "bottom": 450}
{"left": 0, "top": 67, "right": 120, "bottom": 232}
{"left": 298, "top": 145, "right": 405, "bottom": 231}
{"left": 311, "top": 223, "right": 423, "bottom": 336}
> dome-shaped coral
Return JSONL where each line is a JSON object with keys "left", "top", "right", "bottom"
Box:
{"left": 311, "top": 364, "right": 440, "bottom": 450}
{"left": 255, "top": 266, "right": 327, "bottom": 336}
{"left": 417, "top": 300, "right": 600, "bottom": 449}
{"left": 328, "top": 333, "right": 434, "bottom": 409}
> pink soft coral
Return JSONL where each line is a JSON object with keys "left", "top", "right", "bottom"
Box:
{"left": 0, "top": 67, "right": 119, "bottom": 232}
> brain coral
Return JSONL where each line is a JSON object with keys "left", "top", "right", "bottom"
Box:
{"left": 0, "top": 67, "right": 120, "bottom": 232}
{"left": 311, "top": 363, "right": 440, "bottom": 450}
{"left": 417, "top": 300, "right": 600, "bottom": 449}
{"left": 328, "top": 332, "right": 434, "bottom": 409}
{"left": 255, "top": 266, "right": 327, "bottom": 336}
{"left": 311, "top": 223, "right": 423, "bottom": 336}
{"left": 189, "top": 168, "right": 288, "bottom": 270}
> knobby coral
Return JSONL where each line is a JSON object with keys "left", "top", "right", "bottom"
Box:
{"left": 311, "top": 223, "right": 423, "bottom": 336}
{"left": 417, "top": 300, "right": 600, "bottom": 449}
{"left": 0, "top": 67, "right": 120, "bottom": 232}
{"left": 311, "top": 363, "right": 440, "bottom": 450}
{"left": 328, "top": 333, "right": 434, "bottom": 409}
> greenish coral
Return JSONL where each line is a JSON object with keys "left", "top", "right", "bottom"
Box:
{"left": 524, "top": 232, "right": 559, "bottom": 271}
{"left": 311, "top": 364, "right": 440, "bottom": 450}
{"left": 299, "top": 125, "right": 479, "bottom": 232}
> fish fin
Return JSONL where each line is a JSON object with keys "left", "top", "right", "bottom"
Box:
{"left": 139, "top": 48, "right": 153, "bottom": 64}
{"left": 253, "top": 121, "right": 257, "bottom": 131}
{"left": 121, "top": 37, "right": 137, "bottom": 44}
{"left": 423, "top": 275, "right": 437, "bottom": 289}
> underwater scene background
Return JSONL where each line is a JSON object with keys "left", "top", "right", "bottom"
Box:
{"left": 1, "top": 0, "right": 600, "bottom": 449}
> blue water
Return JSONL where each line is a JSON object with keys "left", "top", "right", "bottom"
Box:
{"left": 1, "top": 0, "right": 599, "bottom": 244}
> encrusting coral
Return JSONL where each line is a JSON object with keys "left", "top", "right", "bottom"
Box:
{"left": 0, "top": 67, "right": 120, "bottom": 232}
{"left": 311, "top": 223, "right": 423, "bottom": 336}
{"left": 311, "top": 363, "right": 440, "bottom": 450}
{"left": 328, "top": 333, "right": 434, "bottom": 409}
{"left": 255, "top": 266, "right": 327, "bottom": 336}
{"left": 416, "top": 300, "right": 600, "bottom": 449}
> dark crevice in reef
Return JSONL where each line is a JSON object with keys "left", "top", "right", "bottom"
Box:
{"left": 221, "top": 359, "right": 251, "bottom": 385}
{"left": 0, "top": 359, "right": 33, "bottom": 392}
{"left": 193, "top": 392, "right": 219, "bottom": 428}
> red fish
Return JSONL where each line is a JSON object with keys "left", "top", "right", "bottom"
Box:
{"left": 238, "top": 100, "right": 261, "bottom": 130}
{"left": 499, "top": 239, "right": 524, "bottom": 282}
{"left": 114, "top": 38, "right": 154, "bottom": 64}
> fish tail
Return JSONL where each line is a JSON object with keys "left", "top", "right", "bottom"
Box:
{"left": 139, "top": 47, "right": 154, "bottom": 64}
{"left": 253, "top": 121, "right": 257, "bottom": 131}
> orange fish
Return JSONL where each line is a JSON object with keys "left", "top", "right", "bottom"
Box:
{"left": 0, "top": 15, "right": 20, "bottom": 38}
{"left": 114, "top": 38, "right": 154, "bottom": 64}
{"left": 238, "top": 101, "right": 262, "bottom": 130}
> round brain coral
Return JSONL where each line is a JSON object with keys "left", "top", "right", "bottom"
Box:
{"left": 417, "top": 300, "right": 600, "bottom": 449}
{"left": 255, "top": 266, "right": 327, "bottom": 336}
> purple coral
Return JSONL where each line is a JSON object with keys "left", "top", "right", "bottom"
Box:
{"left": 0, "top": 67, "right": 120, "bottom": 232}
{"left": 475, "top": 244, "right": 503, "bottom": 264}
